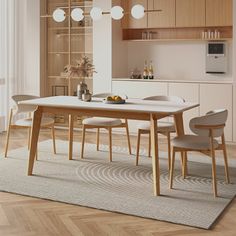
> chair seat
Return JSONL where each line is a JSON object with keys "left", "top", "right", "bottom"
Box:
{"left": 172, "top": 135, "right": 219, "bottom": 151}
{"left": 83, "top": 117, "right": 122, "bottom": 127}
{"left": 15, "top": 117, "right": 54, "bottom": 127}
{"left": 138, "top": 121, "right": 175, "bottom": 133}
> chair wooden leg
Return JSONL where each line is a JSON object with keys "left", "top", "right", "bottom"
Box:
{"left": 125, "top": 120, "right": 132, "bottom": 155}
{"left": 80, "top": 125, "right": 86, "bottom": 159}
{"left": 51, "top": 125, "right": 56, "bottom": 154}
{"left": 96, "top": 128, "right": 100, "bottom": 151}
{"left": 136, "top": 130, "right": 141, "bottom": 166}
{"left": 28, "top": 127, "right": 31, "bottom": 150}
{"left": 222, "top": 133, "right": 230, "bottom": 184}
{"left": 210, "top": 134, "right": 217, "bottom": 197}
{"left": 4, "top": 109, "right": 13, "bottom": 158}
{"left": 167, "top": 132, "right": 171, "bottom": 171}
{"left": 169, "top": 147, "right": 176, "bottom": 189}
{"left": 182, "top": 151, "right": 188, "bottom": 179}
{"left": 148, "top": 131, "right": 151, "bottom": 158}
{"left": 35, "top": 146, "right": 38, "bottom": 161}
{"left": 108, "top": 127, "right": 112, "bottom": 162}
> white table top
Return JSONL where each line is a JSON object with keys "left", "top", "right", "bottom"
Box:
{"left": 20, "top": 96, "right": 199, "bottom": 115}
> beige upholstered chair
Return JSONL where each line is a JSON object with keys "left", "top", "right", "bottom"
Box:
{"left": 169, "top": 109, "right": 230, "bottom": 197}
{"left": 136, "top": 96, "right": 185, "bottom": 168}
{"left": 80, "top": 93, "right": 131, "bottom": 162}
{"left": 4, "top": 95, "right": 56, "bottom": 158}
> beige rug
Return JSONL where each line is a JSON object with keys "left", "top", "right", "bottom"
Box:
{"left": 0, "top": 140, "right": 236, "bottom": 229}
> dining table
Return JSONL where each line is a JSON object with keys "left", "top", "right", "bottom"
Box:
{"left": 20, "top": 96, "right": 199, "bottom": 196}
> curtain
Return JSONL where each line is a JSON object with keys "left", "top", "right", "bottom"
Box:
{"left": 0, "top": 0, "right": 40, "bottom": 132}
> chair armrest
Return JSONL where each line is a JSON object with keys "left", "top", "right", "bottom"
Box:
{"left": 195, "top": 124, "right": 225, "bottom": 130}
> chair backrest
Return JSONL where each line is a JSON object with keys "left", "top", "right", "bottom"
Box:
{"left": 143, "top": 95, "right": 185, "bottom": 104}
{"left": 189, "top": 109, "right": 228, "bottom": 138}
{"left": 12, "top": 95, "right": 39, "bottom": 114}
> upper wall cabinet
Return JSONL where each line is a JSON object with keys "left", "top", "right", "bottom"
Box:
{"left": 176, "top": 0, "right": 206, "bottom": 27}
{"left": 148, "top": 0, "right": 175, "bottom": 28}
{"left": 206, "top": 0, "right": 232, "bottom": 26}
{"left": 121, "top": 0, "right": 148, "bottom": 29}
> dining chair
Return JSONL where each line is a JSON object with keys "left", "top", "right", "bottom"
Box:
{"left": 136, "top": 96, "right": 185, "bottom": 169}
{"left": 169, "top": 109, "right": 230, "bottom": 197}
{"left": 4, "top": 95, "right": 56, "bottom": 159}
{"left": 80, "top": 93, "right": 132, "bottom": 162}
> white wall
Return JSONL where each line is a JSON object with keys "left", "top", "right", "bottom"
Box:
{"left": 126, "top": 41, "right": 233, "bottom": 81}
{"left": 93, "top": 0, "right": 112, "bottom": 94}
{"left": 25, "top": 0, "right": 40, "bottom": 95}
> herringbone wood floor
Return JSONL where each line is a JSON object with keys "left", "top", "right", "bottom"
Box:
{"left": 0, "top": 128, "right": 236, "bottom": 236}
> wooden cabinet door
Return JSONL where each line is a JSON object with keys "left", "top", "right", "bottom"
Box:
{"left": 200, "top": 84, "right": 233, "bottom": 142}
{"left": 176, "top": 0, "right": 205, "bottom": 27}
{"left": 121, "top": 0, "right": 148, "bottom": 29}
{"left": 206, "top": 0, "right": 232, "bottom": 26}
{"left": 148, "top": 0, "right": 175, "bottom": 28}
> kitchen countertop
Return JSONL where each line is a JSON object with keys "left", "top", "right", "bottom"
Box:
{"left": 112, "top": 78, "right": 234, "bottom": 84}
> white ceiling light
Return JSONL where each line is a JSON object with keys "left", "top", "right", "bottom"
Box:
{"left": 90, "top": 7, "right": 103, "bottom": 21}
{"left": 131, "top": 4, "right": 145, "bottom": 19}
{"left": 71, "top": 8, "right": 84, "bottom": 21}
{"left": 111, "top": 6, "right": 124, "bottom": 20}
{"left": 52, "top": 8, "right": 66, "bottom": 22}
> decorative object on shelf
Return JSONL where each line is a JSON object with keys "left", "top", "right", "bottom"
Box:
{"left": 64, "top": 56, "right": 96, "bottom": 78}
{"left": 130, "top": 68, "right": 142, "bottom": 79}
{"left": 45, "top": 4, "right": 161, "bottom": 23}
{"left": 82, "top": 89, "right": 92, "bottom": 102}
{"left": 143, "top": 60, "right": 148, "bottom": 80}
{"left": 148, "top": 61, "right": 154, "bottom": 80}
{"left": 77, "top": 81, "right": 88, "bottom": 100}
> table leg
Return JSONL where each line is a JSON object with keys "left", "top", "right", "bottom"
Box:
{"left": 150, "top": 114, "right": 160, "bottom": 196}
{"left": 27, "top": 107, "right": 42, "bottom": 175}
{"left": 68, "top": 114, "right": 74, "bottom": 160}
{"left": 174, "top": 113, "right": 188, "bottom": 177}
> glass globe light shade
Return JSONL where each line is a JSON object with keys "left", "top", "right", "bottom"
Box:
{"left": 52, "top": 8, "right": 66, "bottom": 22}
{"left": 71, "top": 8, "right": 84, "bottom": 21}
{"left": 111, "top": 6, "right": 124, "bottom": 20}
{"left": 90, "top": 7, "right": 103, "bottom": 21}
{"left": 131, "top": 4, "right": 145, "bottom": 19}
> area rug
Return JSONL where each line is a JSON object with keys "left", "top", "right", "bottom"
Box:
{"left": 0, "top": 140, "right": 236, "bottom": 229}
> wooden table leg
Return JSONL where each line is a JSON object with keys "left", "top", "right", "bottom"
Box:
{"left": 150, "top": 114, "right": 160, "bottom": 196}
{"left": 27, "top": 107, "right": 42, "bottom": 175}
{"left": 174, "top": 113, "right": 188, "bottom": 177}
{"left": 68, "top": 114, "right": 74, "bottom": 160}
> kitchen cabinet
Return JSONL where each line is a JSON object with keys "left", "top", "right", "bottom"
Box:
{"left": 121, "top": 0, "right": 148, "bottom": 29}
{"left": 206, "top": 0, "right": 232, "bottom": 26}
{"left": 176, "top": 0, "right": 205, "bottom": 27}
{"left": 200, "top": 84, "right": 233, "bottom": 141}
{"left": 169, "top": 83, "right": 199, "bottom": 134}
{"left": 112, "top": 80, "right": 234, "bottom": 142}
{"left": 148, "top": 0, "right": 175, "bottom": 28}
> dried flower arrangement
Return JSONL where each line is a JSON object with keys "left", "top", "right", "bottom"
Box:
{"left": 64, "top": 56, "right": 96, "bottom": 78}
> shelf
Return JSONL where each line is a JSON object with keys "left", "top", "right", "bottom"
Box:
{"left": 48, "top": 27, "right": 93, "bottom": 30}
{"left": 48, "top": 76, "right": 93, "bottom": 79}
{"left": 123, "top": 26, "right": 233, "bottom": 41}
{"left": 125, "top": 38, "right": 232, "bottom": 42}
{"left": 48, "top": 52, "right": 93, "bottom": 54}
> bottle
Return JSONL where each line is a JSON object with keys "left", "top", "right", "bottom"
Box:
{"left": 143, "top": 60, "right": 148, "bottom": 79}
{"left": 148, "top": 61, "right": 154, "bottom": 80}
